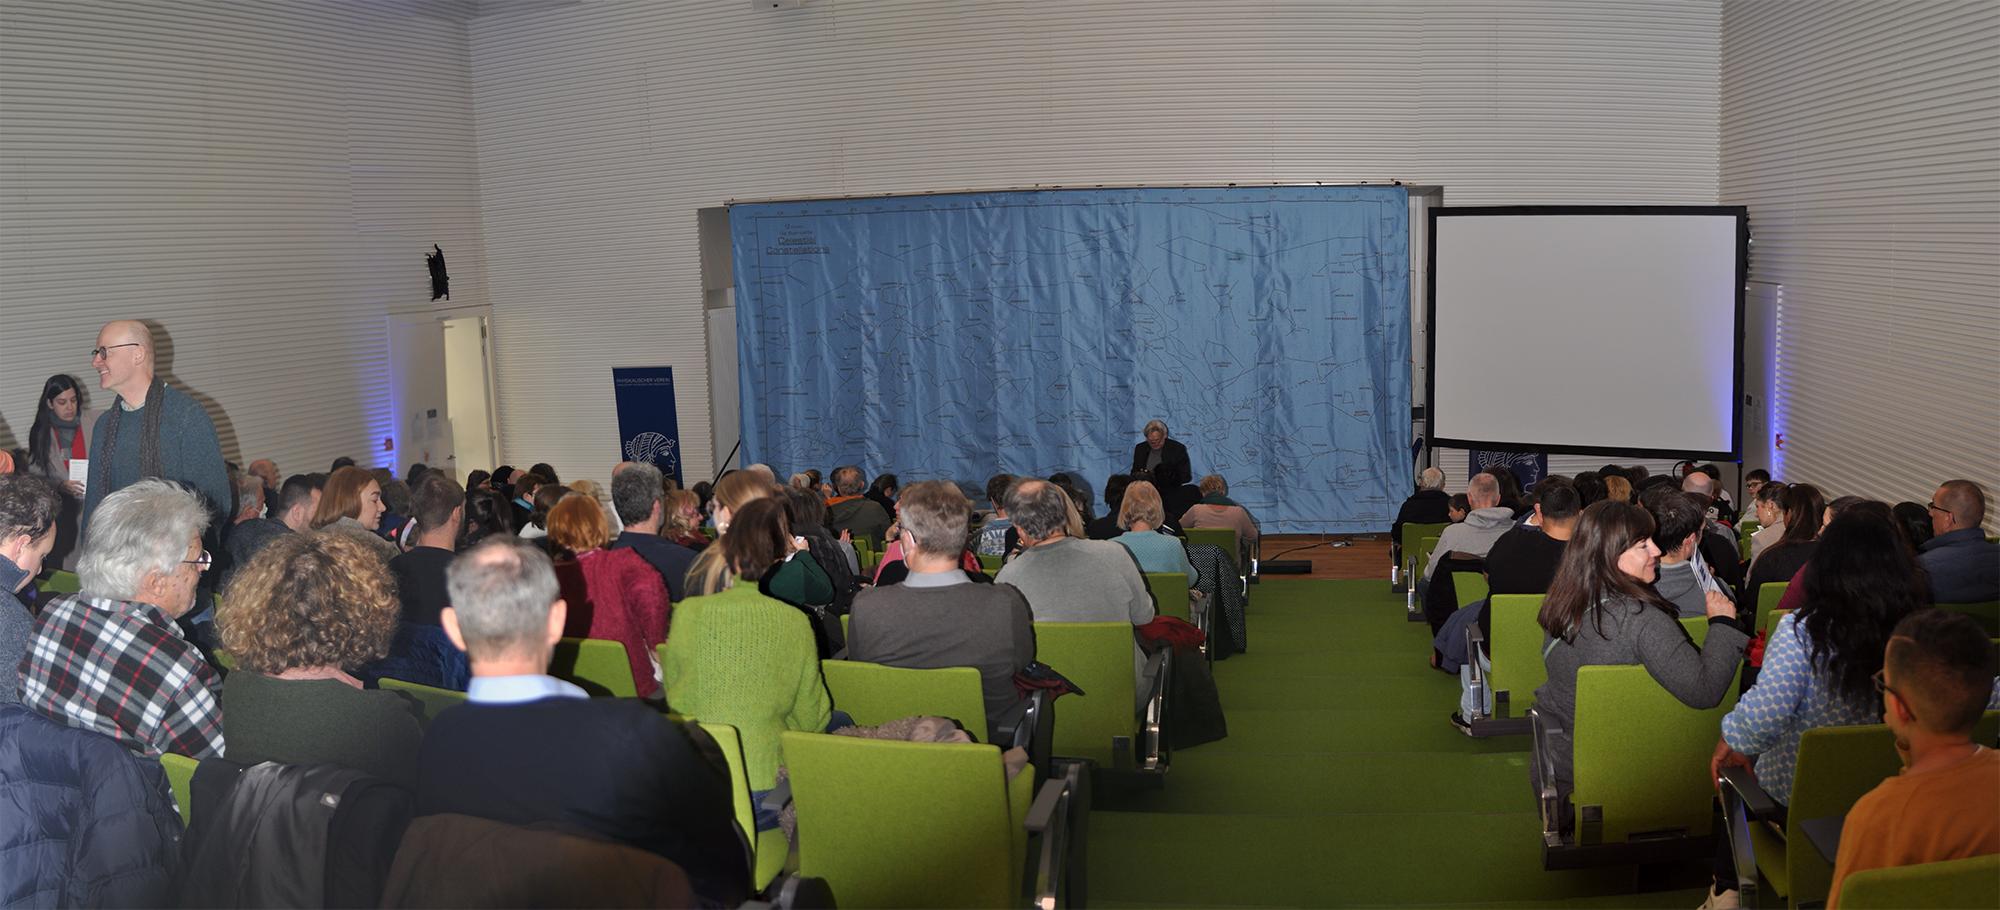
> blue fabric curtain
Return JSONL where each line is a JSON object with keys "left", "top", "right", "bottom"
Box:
{"left": 731, "top": 186, "right": 1410, "bottom": 532}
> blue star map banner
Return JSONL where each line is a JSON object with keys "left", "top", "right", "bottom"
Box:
{"left": 731, "top": 186, "right": 1410, "bottom": 532}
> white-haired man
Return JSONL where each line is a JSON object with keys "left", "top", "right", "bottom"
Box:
{"left": 20, "top": 479, "right": 223, "bottom": 757}
{"left": 1129, "top": 419, "right": 1192, "bottom": 489}
{"left": 1392, "top": 467, "right": 1452, "bottom": 573}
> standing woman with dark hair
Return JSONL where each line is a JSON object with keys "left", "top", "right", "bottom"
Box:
{"left": 23, "top": 375, "right": 101, "bottom": 570}
{"left": 1700, "top": 504, "right": 1944, "bottom": 907}
{"left": 661, "top": 497, "right": 833, "bottom": 820}
{"left": 1532, "top": 500, "right": 1748, "bottom": 824}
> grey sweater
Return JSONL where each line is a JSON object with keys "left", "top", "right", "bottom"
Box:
{"left": 1422, "top": 507, "right": 1517, "bottom": 580}
{"left": 994, "top": 537, "right": 1156, "bottom": 708}
{"left": 1534, "top": 596, "right": 1748, "bottom": 785}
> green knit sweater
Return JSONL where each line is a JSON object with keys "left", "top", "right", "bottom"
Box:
{"left": 661, "top": 578, "right": 830, "bottom": 789}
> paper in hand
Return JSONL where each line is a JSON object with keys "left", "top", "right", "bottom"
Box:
{"left": 68, "top": 458, "right": 89, "bottom": 491}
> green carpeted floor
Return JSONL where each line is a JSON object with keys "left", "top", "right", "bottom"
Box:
{"left": 1084, "top": 578, "right": 1707, "bottom": 908}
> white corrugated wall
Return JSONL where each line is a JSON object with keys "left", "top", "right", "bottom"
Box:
{"left": 466, "top": 1, "right": 1723, "bottom": 485}
{"left": 0, "top": 1, "right": 488, "bottom": 476}
{"left": 1721, "top": 1, "right": 2000, "bottom": 515}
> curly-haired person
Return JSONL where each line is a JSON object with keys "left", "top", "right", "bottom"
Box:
{"left": 217, "top": 531, "right": 426, "bottom": 785}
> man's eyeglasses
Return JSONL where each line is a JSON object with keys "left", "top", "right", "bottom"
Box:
{"left": 1927, "top": 502, "right": 1951, "bottom": 515}
{"left": 1871, "top": 669, "right": 1901, "bottom": 702}
{"left": 90, "top": 343, "right": 141, "bottom": 361}
{"left": 183, "top": 550, "right": 213, "bottom": 572}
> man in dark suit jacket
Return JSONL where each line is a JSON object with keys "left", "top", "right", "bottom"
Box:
{"left": 1130, "top": 419, "right": 1192, "bottom": 489}
{"left": 607, "top": 462, "right": 696, "bottom": 601}
{"left": 416, "top": 537, "right": 748, "bottom": 906}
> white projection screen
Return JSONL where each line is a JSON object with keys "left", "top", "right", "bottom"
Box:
{"left": 1427, "top": 206, "right": 1747, "bottom": 459}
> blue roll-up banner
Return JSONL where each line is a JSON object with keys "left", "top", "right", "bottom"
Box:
{"left": 1470, "top": 449, "right": 1547, "bottom": 490}
{"left": 613, "top": 367, "right": 683, "bottom": 485}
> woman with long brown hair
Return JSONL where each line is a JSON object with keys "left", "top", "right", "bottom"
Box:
{"left": 660, "top": 497, "right": 832, "bottom": 817}
{"left": 311, "top": 465, "right": 399, "bottom": 564}
{"left": 1532, "top": 500, "right": 1748, "bottom": 825}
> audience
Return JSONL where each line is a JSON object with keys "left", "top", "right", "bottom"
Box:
{"left": 548, "top": 495, "right": 671, "bottom": 699}
{"left": 1746, "top": 480, "right": 1788, "bottom": 564}
{"left": 1088, "top": 472, "right": 1136, "bottom": 540}
{"left": 418, "top": 537, "right": 749, "bottom": 906}
{"left": 223, "top": 471, "right": 322, "bottom": 590}
{"left": 994, "top": 479, "right": 1156, "bottom": 710}
{"left": 1739, "top": 481, "right": 1826, "bottom": 613}
{"left": 607, "top": 461, "right": 698, "bottom": 602}
{"left": 1704, "top": 503, "right": 1933, "bottom": 908}
{"left": 217, "top": 532, "right": 425, "bottom": 784}
{"left": 1179, "top": 473, "right": 1259, "bottom": 551}
{"left": 1447, "top": 492, "right": 1470, "bottom": 522}
{"left": 1647, "top": 491, "right": 1734, "bottom": 618}
{"left": 781, "top": 486, "right": 860, "bottom": 615}
{"left": 1392, "top": 467, "right": 1452, "bottom": 567}
{"left": 827, "top": 465, "right": 893, "bottom": 540}
{"left": 1743, "top": 468, "right": 1770, "bottom": 499}
{"left": 1917, "top": 479, "right": 1998, "bottom": 603}
{"left": 1532, "top": 500, "right": 1747, "bottom": 827}
{"left": 1825, "top": 609, "right": 1999, "bottom": 909}
{"left": 661, "top": 497, "right": 833, "bottom": 800}
{"left": 848, "top": 480, "right": 1036, "bottom": 743}
{"left": 1113, "top": 480, "right": 1199, "bottom": 584}
{"left": 1419, "top": 472, "right": 1513, "bottom": 632}
{"left": 865, "top": 472, "right": 899, "bottom": 515}
{"left": 388, "top": 470, "right": 465, "bottom": 627}
{"left": 507, "top": 471, "right": 545, "bottom": 532}
{"left": 658, "top": 489, "right": 711, "bottom": 551}
{"left": 976, "top": 473, "right": 1016, "bottom": 556}
{"left": 686, "top": 471, "right": 834, "bottom": 615}
{"left": 20, "top": 479, "right": 224, "bottom": 757}
{"left": 1447, "top": 477, "right": 1581, "bottom": 731}
{"left": 1890, "top": 501, "right": 1935, "bottom": 552}
{"left": 0, "top": 475, "right": 62, "bottom": 703}
{"left": 517, "top": 481, "right": 568, "bottom": 541}
{"left": 310, "top": 465, "right": 399, "bottom": 564}
{"left": 1486, "top": 467, "right": 1528, "bottom": 516}
{"left": 456, "top": 487, "right": 513, "bottom": 550}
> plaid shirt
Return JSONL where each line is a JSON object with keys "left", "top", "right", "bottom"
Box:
{"left": 19, "top": 592, "right": 224, "bottom": 759}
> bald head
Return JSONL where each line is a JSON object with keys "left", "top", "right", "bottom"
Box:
{"left": 1932, "top": 480, "right": 1986, "bottom": 534}
{"left": 93, "top": 320, "right": 158, "bottom": 403}
{"left": 1419, "top": 467, "right": 1445, "bottom": 491}
{"left": 1680, "top": 471, "right": 1716, "bottom": 498}
{"left": 1466, "top": 472, "right": 1500, "bottom": 510}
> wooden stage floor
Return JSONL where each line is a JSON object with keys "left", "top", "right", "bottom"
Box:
{"left": 1253, "top": 533, "right": 1394, "bottom": 581}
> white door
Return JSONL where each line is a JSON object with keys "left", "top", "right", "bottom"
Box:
{"left": 388, "top": 316, "right": 454, "bottom": 479}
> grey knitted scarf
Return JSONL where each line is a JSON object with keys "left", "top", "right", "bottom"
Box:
{"left": 93, "top": 377, "right": 166, "bottom": 498}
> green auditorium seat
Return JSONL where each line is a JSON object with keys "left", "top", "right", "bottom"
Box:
{"left": 378, "top": 676, "right": 469, "bottom": 722}
{"left": 1183, "top": 527, "right": 1237, "bottom": 558}
{"left": 160, "top": 752, "right": 199, "bottom": 827}
{"left": 549, "top": 637, "right": 638, "bottom": 698}
{"left": 1534, "top": 654, "right": 1741, "bottom": 870}
{"left": 1755, "top": 582, "right": 1789, "bottom": 639}
{"left": 37, "top": 569, "right": 81, "bottom": 594}
{"left": 1721, "top": 713, "right": 2000, "bottom": 908}
{"left": 1464, "top": 594, "right": 1545, "bottom": 736}
{"left": 1452, "top": 571, "right": 1489, "bottom": 610}
{"left": 1143, "top": 572, "right": 1192, "bottom": 622}
{"left": 819, "top": 660, "right": 988, "bottom": 741}
{"left": 1033, "top": 621, "right": 1169, "bottom": 786}
{"left": 1400, "top": 522, "right": 1449, "bottom": 584}
{"left": 976, "top": 553, "right": 1002, "bottom": 574}
{"left": 699, "top": 721, "right": 787, "bottom": 891}
{"left": 1836, "top": 853, "right": 2000, "bottom": 910}
{"left": 1935, "top": 600, "right": 1999, "bottom": 637}
{"left": 781, "top": 731, "right": 1078, "bottom": 909}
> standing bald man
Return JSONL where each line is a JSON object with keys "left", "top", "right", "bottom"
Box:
{"left": 80, "top": 320, "right": 229, "bottom": 548}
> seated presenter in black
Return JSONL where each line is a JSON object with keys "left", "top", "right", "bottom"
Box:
{"left": 1131, "top": 419, "right": 1192, "bottom": 490}
{"left": 416, "top": 536, "right": 749, "bottom": 906}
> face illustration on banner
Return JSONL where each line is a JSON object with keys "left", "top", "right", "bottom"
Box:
{"left": 625, "top": 432, "right": 678, "bottom": 474}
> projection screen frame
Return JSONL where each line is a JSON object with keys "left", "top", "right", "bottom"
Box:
{"left": 1425, "top": 204, "right": 1749, "bottom": 461}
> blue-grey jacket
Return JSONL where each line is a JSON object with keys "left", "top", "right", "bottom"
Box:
{"left": 1918, "top": 527, "right": 2000, "bottom": 604}
{"left": 0, "top": 703, "right": 185, "bottom": 907}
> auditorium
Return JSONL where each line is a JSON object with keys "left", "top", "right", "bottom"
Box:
{"left": 1, "top": 2, "right": 1995, "bottom": 907}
